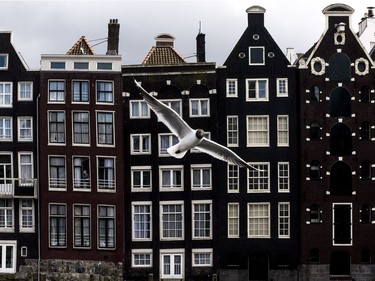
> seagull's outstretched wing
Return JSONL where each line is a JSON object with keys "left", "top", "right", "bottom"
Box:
{"left": 196, "top": 138, "right": 259, "bottom": 170}
{"left": 135, "top": 80, "right": 192, "bottom": 138}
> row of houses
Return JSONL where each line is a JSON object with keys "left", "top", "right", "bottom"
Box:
{"left": 1, "top": 3, "right": 375, "bottom": 281}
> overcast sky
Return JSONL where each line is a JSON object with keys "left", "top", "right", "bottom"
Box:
{"left": 1, "top": 0, "right": 373, "bottom": 69}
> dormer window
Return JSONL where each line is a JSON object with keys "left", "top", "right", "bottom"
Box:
{"left": 0, "top": 54, "right": 8, "bottom": 70}
{"left": 249, "top": 46, "right": 265, "bottom": 65}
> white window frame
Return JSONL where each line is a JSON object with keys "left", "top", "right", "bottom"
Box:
{"left": 191, "top": 164, "right": 212, "bottom": 190}
{"left": 228, "top": 203, "right": 239, "bottom": 238}
{"left": 49, "top": 203, "right": 67, "bottom": 247}
{"left": 0, "top": 153, "right": 13, "bottom": 195}
{"left": 73, "top": 204, "right": 91, "bottom": 249}
{"left": 18, "top": 82, "right": 33, "bottom": 101}
{"left": 48, "top": 156, "right": 67, "bottom": 191}
{"left": 249, "top": 46, "right": 265, "bottom": 65}
{"left": 160, "top": 249, "right": 184, "bottom": 279}
{"left": 19, "top": 199, "right": 35, "bottom": 233}
{"left": 159, "top": 166, "right": 184, "bottom": 191}
{"left": 0, "top": 82, "right": 12, "bottom": 108}
{"left": 0, "top": 54, "right": 9, "bottom": 70}
{"left": 247, "top": 115, "right": 269, "bottom": 147}
{"left": 130, "top": 100, "right": 150, "bottom": 119}
{"left": 48, "top": 80, "right": 65, "bottom": 103}
{"left": 0, "top": 241, "right": 17, "bottom": 273}
{"left": 278, "top": 202, "right": 290, "bottom": 238}
{"left": 228, "top": 164, "right": 239, "bottom": 193}
{"left": 189, "top": 99, "right": 210, "bottom": 117}
{"left": 159, "top": 133, "right": 178, "bottom": 156}
{"left": 227, "top": 116, "right": 238, "bottom": 147}
{"left": 48, "top": 111, "right": 66, "bottom": 145}
{"left": 97, "top": 156, "right": 116, "bottom": 192}
{"left": 96, "top": 80, "right": 114, "bottom": 104}
{"left": 72, "top": 111, "right": 90, "bottom": 146}
{"left": 277, "top": 78, "right": 288, "bottom": 97}
{"left": 226, "top": 79, "right": 238, "bottom": 97}
{"left": 0, "top": 116, "right": 12, "bottom": 141}
{"left": 18, "top": 117, "right": 33, "bottom": 142}
{"left": 132, "top": 201, "right": 152, "bottom": 241}
{"left": 160, "top": 201, "right": 184, "bottom": 240}
{"left": 332, "top": 203, "right": 353, "bottom": 246}
{"left": 246, "top": 79, "right": 269, "bottom": 101}
{"left": 97, "top": 204, "right": 116, "bottom": 249}
{"left": 72, "top": 80, "right": 90, "bottom": 103}
{"left": 278, "top": 162, "right": 290, "bottom": 192}
{"left": 192, "top": 248, "right": 213, "bottom": 267}
{"left": 162, "top": 99, "right": 182, "bottom": 117}
{"left": 247, "top": 202, "right": 270, "bottom": 238}
{"left": 277, "top": 115, "right": 289, "bottom": 147}
{"left": 247, "top": 163, "right": 270, "bottom": 193}
{"left": 131, "top": 166, "right": 152, "bottom": 192}
{"left": 132, "top": 249, "right": 153, "bottom": 268}
{"left": 72, "top": 156, "right": 91, "bottom": 191}
{"left": 131, "top": 134, "right": 151, "bottom": 155}
{"left": 96, "top": 111, "right": 115, "bottom": 147}
{"left": 0, "top": 199, "right": 14, "bottom": 232}
{"left": 18, "top": 152, "right": 34, "bottom": 187}
{"left": 192, "top": 200, "right": 212, "bottom": 240}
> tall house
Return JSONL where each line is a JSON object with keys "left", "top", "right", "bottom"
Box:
{"left": 39, "top": 21, "right": 124, "bottom": 264}
{"left": 0, "top": 32, "right": 39, "bottom": 274}
{"left": 298, "top": 4, "right": 375, "bottom": 279}
{"left": 217, "top": 6, "right": 299, "bottom": 281}
{"left": 122, "top": 33, "right": 219, "bottom": 280}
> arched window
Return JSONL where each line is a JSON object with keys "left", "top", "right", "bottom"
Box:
{"left": 330, "top": 123, "right": 352, "bottom": 156}
{"left": 360, "top": 204, "right": 372, "bottom": 224}
{"left": 309, "top": 248, "right": 320, "bottom": 263}
{"left": 360, "top": 86, "right": 371, "bottom": 103}
{"left": 360, "top": 160, "right": 371, "bottom": 180}
{"left": 329, "top": 53, "right": 351, "bottom": 82}
{"left": 310, "top": 122, "right": 321, "bottom": 140}
{"left": 310, "top": 160, "right": 320, "bottom": 180}
{"left": 330, "top": 87, "right": 351, "bottom": 117}
{"left": 310, "top": 86, "right": 320, "bottom": 102}
{"left": 330, "top": 161, "right": 352, "bottom": 196}
{"left": 361, "top": 121, "right": 371, "bottom": 140}
{"left": 310, "top": 204, "right": 321, "bottom": 223}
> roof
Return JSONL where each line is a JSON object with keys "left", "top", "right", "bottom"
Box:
{"left": 66, "top": 36, "right": 95, "bottom": 55}
{"left": 142, "top": 46, "right": 186, "bottom": 65}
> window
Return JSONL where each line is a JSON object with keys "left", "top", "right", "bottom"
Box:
{"left": 0, "top": 54, "right": 8, "bottom": 70}
{"left": 18, "top": 82, "right": 33, "bottom": 101}
{"left": 192, "top": 249, "right": 213, "bottom": 267}
{"left": 74, "top": 62, "right": 89, "bottom": 69}
{"left": 333, "top": 203, "right": 352, "bottom": 245}
{"left": 0, "top": 117, "right": 12, "bottom": 141}
{"left": 49, "top": 204, "right": 66, "bottom": 247}
{"left": 190, "top": 99, "right": 209, "bottom": 117}
{"left": 227, "top": 116, "right": 238, "bottom": 146}
{"left": 131, "top": 167, "right": 151, "bottom": 191}
{"left": 98, "top": 205, "right": 115, "bottom": 249}
{"left": 96, "top": 81, "right": 113, "bottom": 103}
{"left": 277, "top": 115, "right": 289, "bottom": 146}
{"left": 132, "top": 202, "right": 152, "bottom": 240}
{"left": 310, "top": 204, "right": 321, "bottom": 224}
{"left": 228, "top": 164, "right": 239, "bottom": 192}
{"left": 130, "top": 100, "right": 149, "bottom": 118}
{"left": 131, "top": 134, "right": 151, "bottom": 154}
{"left": 50, "top": 62, "right": 65, "bottom": 69}
{"left": 310, "top": 160, "right": 320, "bottom": 180}
{"left": 73, "top": 156, "right": 90, "bottom": 190}
{"left": 48, "top": 81, "right": 65, "bottom": 102}
{"left": 360, "top": 86, "right": 371, "bottom": 103}
{"left": 160, "top": 251, "right": 184, "bottom": 279}
{"left": 248, "top": 163, "right": 270, "bottom": 192}
{"left": 226, "top": 79, "right": 238, "bottom": 97}
{"left": 97, "top": 157, "right": 115, "bottom": 191}
{"left": 191, "top": 165, "right": 211, "bottom": 190}
{"left": 0, "top": 241, "right": 16, "bottom": 273}
{"left": 162, "top": 100, "right": 182, "bottom": 116}
{"left": 18, "top": 153, "right": 33, "bottom": 186}
{"left": 159, "top": 134, "right": 178, "bottom": 156}
{"left": 160, "top": 202, "right": 184, "bottom": 240}
{"left": 360, "top": 204, "right": 372, "bottom": 224}
{"left": 132, "top": 249, "right": 152, "bottom": 267}
{"left": 0, "top": 199, "right": 14, "bottom": 231}
{"left": 248, "top": 203, "right": 270, "bottom": 238}
{"left": 330, "top": 87, "right": 351, "bottom": 118}
{"left": 48, "top": 156, "right": 66, "bottom": 190}
{"left": 20, "top": 199, "right": 34, "bottom": 232}
{"left": 309, "top": 86, "right": 320, "bottom": 102}
{"left": 73, "top": 205, "right": 91, "bottom": 248}
{"left": 249, "top": 46, "right": 265, "bottom": 65}
{"left": 277, "top": 78, "right": 288, "bottom": 97}
{"left": 278, "top": 203, "right": 290, "bottom": 238}
{"left": 72, "top": 81, "right": 89, "bottom": 103}
{"left": 192, "top": 201, "right": 212, "bottom": 239}
{"left": 20, "top": 246, "right": 27, "bottom": 258}
{"left": 228, "top": 203, "right": 239, "bottom": 238}
{"left": 160, "top": 166, "right": 183, "bottom": 191}
{"left": 48, "top": 111, "right": 65, "bottom": 144}
{"left": 361, "top": 121, "right": 371, "bottom": 140}
{"left": 247, "top": 116, "right": 269, "bottom": 146}
{"left": 18, "top": 117, "right": 33, "bottom": 141}
{"left": 360, "top": 160, "right": 371, "bottom": 180}
{"left": 97, "top": 112, "right": 114, "bottom": 145}
{"left": 278, "top": 162, "right": 290, "bottom": 192}
{"left": 310, "top": 122, "right": 321, "bottom": 141}
{"left": 330, "top": 123, "right": 352, "bottom": 156}
{"left": 97, "top": 62, "right": 112, "bottom": 70}
{"left": 0, "top": 155, "right": 12, "bottom": 194}
{"left": 246, "top": 79, "right": 268, "bottom": 101}
{"left": 329, "top": 53, "right": 351, "bottom": 82}
{"left": 0, "top": 82, "right": 12, "bottom": 107}
{"left": 72, "top": 112, "right": 89, "bottom": 145}
{"left": 330, "top": 161, "right": 352, "bottom": 196}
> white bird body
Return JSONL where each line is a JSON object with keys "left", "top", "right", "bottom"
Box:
{"left": 134, "top": 80, "right": 258, "bottom": 170}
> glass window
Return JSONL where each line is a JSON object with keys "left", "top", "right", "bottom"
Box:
{"left": 97, "top": 157, "right": 115, "bottom": 191}
{"left": 192, "top": 249, "right": 213, "bottom": 267}
{"left": 18, "top": 82, "right": 33, "bottom": 101}
{"left": 131, "top": 134, "right": 151, "bottom": 154}
{"left": 161, "top": 253, "right": 184, "bottom": 279}
{"left": 96, "top": 81, "right": 113, "bottom": 103}
{"left": 130, "top": 100, "right": 149, "bottom": 118}
{"left": 361, "top": 204, "right": 372, "bottom": 224}
{"left": 73, "top": 112, "right": 89, "bottom": 145}
{"left": 18, "top": 117, "right": 33, "bottom": 141}
{"left": 249, "top": 46, "right": 265, "bottom": 65}
{"left": 160, "top": 167, "right": 183, "bottom": 191}
{"left": 48, "top": 81, "right": 65, "bottom": 102}
{"left": 132, "top": 250, "right": 152, "bottom": 267}
{"left": 18, "top": 153, "right": 33, "bottom": 186}
{"left": 73, "top": 156, "right": 90, "bottom": 190}
{"left": 0, "top": 54, "right": 8, "bottom": 69}
{"left": 190, "top": 99, "right": 209, "bottom": 117}
{"left": 0, "top": 117, "right": 12, "bottom": 141}
{"left": 360, "top": 86, "right": 371, "bottom": 103}
{"left": 310, "top": 204, "right": 321, "bottom": 224}
{"left": 191, "top": 165, "right": 211, "bottom": 190}
{"left": 49, "top": 204, "right": 66, "bottom": 247}
{"left": 162, "top": 100, "right": 182, "bottom": 117}
{"left": 278, "top": 203, "right": 290, "bottom": 238}
{"left": 228, "top": 203, "right": 239, "bottom": 238}
{"left": 159, "top": 134, "right": 178, "bottom": 156}
{"left": 192, "top": 202, "right": 212, "bottom": 239}
{"left": 20, "top": 199, "right": 34, "bottom": 232}
{"left": 97, "top": 112, "right": 114, "bottom": 145}
{"left": 277, "top": 78, "right": 288, "bottom": 97}
{"left": 0, "top": 155, "right": 12, "bottom": 195}
{"left": 48, "top": 156, "right": 66, "bottom": 190}
{"left": 248, "top": 203, "right": 270, "bottom": 238}
{"left": 247, "top": 116, "right": 269, "bottom": 146}
{"left": 227, "top": 116, "right": 238, "bottom": 147}
{"left": 333, "top": 204, "right": 352, "bottom": 245}
{"left": 97, "top": 63, "right": 112, "bottom": 70}
{"left": 132, "top": 203, "right": 152, "bottom": 240}
{"left": 310, "top": 160, "right": 320, "bottom": 180}
{"left": 160, "top": 202, "right": 183, "bottom": 239}
{"left": 226, "top": 79, "right": 238, "bottom": 97}
{"left": 278, "top": 162, "right": 290, "bottom": 192}
{"left": 0, "top": 199, "right": 14, "bottom": 231}
{"left": 360, "top": 160, "right": 371, "bottom": 180}
{"left": 310, "top": 86, "right": 320, "bottom": 102}
{"left": 310, "top": 122, "right": 321, "bottom": 141}
{"left": 0, "top": 242, "right": 17, "bottom": 273}
{"left": 72, "top": 81, "right": 89, "bottom": 103}
{"left": 246, "top": 79, "right": 268, "bottom": 101}
{"left": 50, "top": 62, "right": 65, "bottom": 69}
{"left": 228, "top": 164, "right": 239, "bottom": 192}
{"left": 277, "top": 115, "right": 289, "bottom": 146}
{"left": 74, "top": 62, "right": 89, "bottom": 69}
{"left": 0, "top": 82, "right": 12, "bottom": 107}
{"left": 361, "top": 121, "right": 371, "bottom": 141}
{"left": 131, "top": 167, "right": 151, "bottom": 191}
{"left": 248, "top": 163, "right": 269, "bottom": 192}
{"left": 48, "top": 111, "right": 65, "bottom": 144}
{"left": 73, "top": 205, "right": 91, "bottom": 248}
{"left": 98, "top": 205, "right": 115, "bottom": 249}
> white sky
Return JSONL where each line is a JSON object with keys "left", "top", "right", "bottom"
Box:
{"left": 0, "top": 0, "right": 373, "bottom": 69}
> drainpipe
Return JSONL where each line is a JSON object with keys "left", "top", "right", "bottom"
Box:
{"left": 36, "top": 93, "right": 41, "bottom": 281}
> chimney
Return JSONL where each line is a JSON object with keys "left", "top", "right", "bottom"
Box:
{"left": 107, "top": 19, "right": 120, "bottom": 55}
{"left": 368, "top": 7, "right": 374, "bottom": 18}
{"left": 196, "top": 32, "right": 206, "bottom": 63}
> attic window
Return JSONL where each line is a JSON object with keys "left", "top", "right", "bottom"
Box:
{"left": 51, "top": 62, "right": 66, "bottom": 70}
{"left": 97, "top": 62, "right": 113, "bottom": 70}
{"left": 249, "top": 46, "right": 265, "bottom": 65}
{"left": 0, "top": 54, "right": 8, "bottom": 70}
{"left": 74, "top": 62, "right": 89, "bottom": 70}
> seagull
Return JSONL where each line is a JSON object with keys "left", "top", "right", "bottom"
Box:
{"left": 134, "top": 80, "right": 258, "bottom": 170}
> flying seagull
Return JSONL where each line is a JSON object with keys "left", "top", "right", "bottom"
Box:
{"left": 134, "top": 80, "right": 258, "bottom": 170}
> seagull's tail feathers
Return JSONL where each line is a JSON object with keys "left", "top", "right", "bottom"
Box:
{"left": 167, "top": 144, "right": 187, "bottom": 159}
